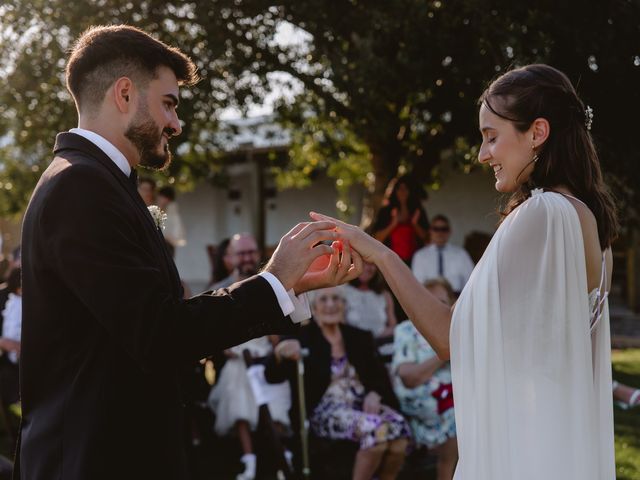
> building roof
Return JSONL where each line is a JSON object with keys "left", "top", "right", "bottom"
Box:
{"left": 213, "top": 115, "right": 290, "bottom": 153}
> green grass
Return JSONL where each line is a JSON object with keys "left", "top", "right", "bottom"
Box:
{"left": 614, "top": 349, "right": 640, "bottom": 480}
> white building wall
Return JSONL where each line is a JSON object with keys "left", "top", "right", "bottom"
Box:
{"left": 173, "top": 183, "right": 220, "bottom": 292}
{"left": 174, "top": 165, "right": 502, "bottom": 292}
{"left": 265, "top": 177, "right": 358, "bottom": 246}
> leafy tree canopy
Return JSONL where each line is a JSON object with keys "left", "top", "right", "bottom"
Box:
{"left": 1, "top": 0, "right": 638, "bottom": 227}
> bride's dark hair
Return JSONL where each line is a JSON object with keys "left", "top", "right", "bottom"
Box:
{"left": 479, "top": 64, "right": 618, "bottom": 247}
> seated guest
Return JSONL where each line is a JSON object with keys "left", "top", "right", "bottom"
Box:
{"left": 266, "top": 287, "right": 410, "bottom": 480}
{"left": 212, "top": 233, "right": 259, "bottom": 290}
{"left": 208, "top": 335, "right": 291, "bottom": 480}
{"left": 343, "top": 262, "right": 397, "bottom": 339}
{"left": 0, "top": 247, "right": 21, "bottom": 332}
{"left": 208, "top": 237, "right": 234, "bottom": 289}
{"left": 392, "top": 278, "right": 457, "bottom": 480}
{"left": 207, "top": 232, "right": 292, "bottom": 480}
{"left": 612, "top": 381, "right": 640, "bottom": 410}
{"left": 0, "top": 267, "right": 22, "bottom": 407}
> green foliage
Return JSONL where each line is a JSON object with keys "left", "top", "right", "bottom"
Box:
{"left": 0, "top": 0, "right": 255, "bottom": 214}
{"left": 273, "top": 113, "right": 372, "bottom": 218}
{"left": 1, "top": 0, "right": 639, "bottom": 225}
{"left": 230, "top": 0, "right": 640, "bottom": 222}
{"left": 0, "top": 145, "right": 43, "bottom": 218}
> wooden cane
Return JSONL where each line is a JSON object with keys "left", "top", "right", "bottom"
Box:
{"left": 297, "top": 348, "right": 311, "bottom": 479}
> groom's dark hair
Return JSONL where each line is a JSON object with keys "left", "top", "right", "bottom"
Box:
{"left": 66, "top": 25, "right": 199, "bottom": 113}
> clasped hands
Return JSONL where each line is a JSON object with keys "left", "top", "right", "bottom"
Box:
{"left": 264, "top": 219, "right": 365, "bottom": 294}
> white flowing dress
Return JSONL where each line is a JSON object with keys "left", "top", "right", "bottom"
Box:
{"left": 450, "top": 190, "right": 615, "bottom": 479}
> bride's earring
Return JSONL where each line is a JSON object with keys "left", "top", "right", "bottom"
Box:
{"left": 532, "top": 144, "right": 539, "bottom": 163}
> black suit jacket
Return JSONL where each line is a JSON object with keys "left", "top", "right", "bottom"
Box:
{"left": 18, "top": 132, "right": 295, "bottom": 480}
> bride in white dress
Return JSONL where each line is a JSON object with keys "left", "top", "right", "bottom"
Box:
{"left": 312, "top": 64, "right": 618, "bottom": 479}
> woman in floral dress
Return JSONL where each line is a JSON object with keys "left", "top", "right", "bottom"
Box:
{"left": 265, "top": 286, "right": 411, "bottom": 480}
{"left": 393, "top": 278, "right": 457, "bottom": 480}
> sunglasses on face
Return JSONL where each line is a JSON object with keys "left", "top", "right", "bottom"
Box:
{"left": 430, "top": 226, "right": 450, "bottom": 233}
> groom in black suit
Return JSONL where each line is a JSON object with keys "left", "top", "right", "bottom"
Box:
{"left": 17, "top": 25, "right": 360, "bottom": 480}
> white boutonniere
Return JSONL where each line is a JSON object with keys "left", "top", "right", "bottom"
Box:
{"left": 148, "top": 205, "right": 167, "bottom": 230}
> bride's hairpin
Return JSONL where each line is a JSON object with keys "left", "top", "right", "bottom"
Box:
{"left": 584, "top": 105, "right": 594, "bottom": 131}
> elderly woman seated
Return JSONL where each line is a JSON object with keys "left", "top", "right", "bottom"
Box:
{"left": 265, "top": 286, "right": 410, "bottom": 480}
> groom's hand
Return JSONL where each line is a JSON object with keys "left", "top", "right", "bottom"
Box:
{"left": 263, "top": 221, "right": 338, "bottom": 291}
{"left": 293, "top": 240, "right": 363, "bottom": 294}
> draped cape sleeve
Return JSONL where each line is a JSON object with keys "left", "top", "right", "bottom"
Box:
{"left": 449, "top": 190, "right": 615, "bottom": 480}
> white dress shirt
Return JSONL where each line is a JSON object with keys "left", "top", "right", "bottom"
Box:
{"left": 70, "top": 128, "right": 131, "bottom": 177}
{"left": 411, "top": 243, "right": 475, "bottom": 293}
{"left": 67, "top": 128, "right": 310, "bottom": 322}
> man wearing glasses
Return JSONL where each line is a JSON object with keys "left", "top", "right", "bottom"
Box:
{"left": 212, "top": 233, "right": 262, "bottom": 289}
{"left": 411, "top": 215, "right": 475, "bottom": 296}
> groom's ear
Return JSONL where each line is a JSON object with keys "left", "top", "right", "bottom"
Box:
{"left": 113, "top": 77, "right": 134, "bottom": 114}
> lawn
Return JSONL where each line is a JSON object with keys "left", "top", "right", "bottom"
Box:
{"left": 614, "top": 348, "right": 640, "bottom": 480}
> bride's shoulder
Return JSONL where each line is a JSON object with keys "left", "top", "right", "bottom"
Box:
{"left": 517, "top": 189, "right": 576, "bottom": 216}
{"left": 505, "top": 189, "right": 578, "bottom": 233}
{"left": 498, "top": 190, "right": 581, "bottom": 250}
{"left": 508, "top": 189, "right": 554, "bottom": 222}
{"left": 531, "top": 189, "right": 597, "bottom": 228}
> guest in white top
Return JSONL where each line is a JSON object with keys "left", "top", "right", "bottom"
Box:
{"left": 0, "top": 267, "right": 21, "bottom": 365}
{"left": 343, "top": 262, "right": 397, "bottom": 338}
{"left": 411, "top": 215, "right": 474, "bottom": 294}
{"left": 1, "top": 293, "right": 21, "bottom": 365}
{"left": 0, "top": 267, "right": 21, "bottom": 407}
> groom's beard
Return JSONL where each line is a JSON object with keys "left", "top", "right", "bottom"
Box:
{"left": 125, "top": 102, "right": 173, "bottom": 170}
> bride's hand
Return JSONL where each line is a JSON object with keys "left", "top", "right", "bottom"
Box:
{"left": 309, "top": 212, "right": 387, "bottom": 264}
{"left": 293, "top": 240, "right": 363, "bottom": 294}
